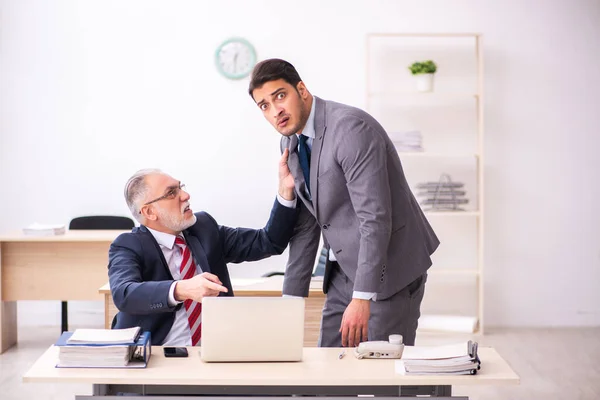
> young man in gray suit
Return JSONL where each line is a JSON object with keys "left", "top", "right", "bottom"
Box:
{"left": 248, "top": 59, "right": 440, "bottom": 348}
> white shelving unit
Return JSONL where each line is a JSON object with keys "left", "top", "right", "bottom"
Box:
{"left": 366, "top": 33, "right": 484, "bottom": 334}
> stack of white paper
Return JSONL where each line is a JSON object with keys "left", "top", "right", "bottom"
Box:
{"left": 58, "top": 345, "right": 133, "bottom": 367}
{"left": 22, "top": 223, "right": 66, "bottom": 236}
{"left": 57, "top": 327, "right": 143, "bottom": 368}
{"left": 395, "top": 341, "right": 480, "bottom": 375}
{"left": 389, "top": 130, "right": 424, "bottom": 152}
{"left": 67, "top": 327, "right": 141, "bottom": 344}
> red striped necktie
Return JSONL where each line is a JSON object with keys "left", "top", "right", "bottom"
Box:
{"left": 175, "top": 236, "right": 202, "bottom": 346}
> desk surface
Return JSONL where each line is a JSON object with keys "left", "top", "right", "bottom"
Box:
{"left": 0, "top": 230, "right": 127, "bottom": 242}
{"left": 24, "top": 346, "right": 519, "bottom": 387}
{"left": 100, "top": 276, "right": 326, "bottom": 296}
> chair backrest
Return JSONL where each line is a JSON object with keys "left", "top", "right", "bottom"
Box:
{"left": 69, "top": 215, "right": 135, "bottom": 230}
{"left": 261, "top": 245, "right": 328, "bottom": 278}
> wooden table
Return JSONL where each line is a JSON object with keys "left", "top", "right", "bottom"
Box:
{"left": 23, "top": 345, "right": 519, "bottom": 398}
{"left": 0, "top": 230, "right": 127, "bottom": 353}
{"left": 100, "top": 276, "right": 326, "bottom": 347}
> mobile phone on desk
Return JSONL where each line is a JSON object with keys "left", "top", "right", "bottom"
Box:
{"left": 163, "top": 347, "right": 188, "bottom": 357}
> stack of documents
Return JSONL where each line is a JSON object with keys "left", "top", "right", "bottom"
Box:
{"left": 55, "top": 327, "right": 150, "bottom": 368}
{"left": 415, "top": 176, "right": 469, "bottom": 211}
{"left": 395, "top": 341, "right": 480, "bottom": 375}
{"left": 58, "top": 344, "right": 133, "bottom": 368}
{"left": 66, "top": 327, "right": 141, "bottom": 344}
{"left": 22, "top": 223, "right": 66, "bottom": 236}
{"left": 389, "top": 130, "right": 424, "bottom": 152}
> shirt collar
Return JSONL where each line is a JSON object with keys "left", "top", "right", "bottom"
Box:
{"left": 146, "top": 226, "right": 179, "bottom": 250}
{"left": 298, "top": 97, "right": 316, "bottom": 139}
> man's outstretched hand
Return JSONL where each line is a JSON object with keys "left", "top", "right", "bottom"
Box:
{"left": 174, "top": 272, "right": 228, "bottom": 303}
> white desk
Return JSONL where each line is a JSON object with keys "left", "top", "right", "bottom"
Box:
{"left": 23, "top": 345, "right": 519, "bottom": 399}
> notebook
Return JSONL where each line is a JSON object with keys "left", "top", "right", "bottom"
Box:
{"left": 200, "top": 297, "right": 305, "bottom": 362}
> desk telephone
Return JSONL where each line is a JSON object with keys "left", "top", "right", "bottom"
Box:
{"left": 354, "top": 334, "right": 404, "bottom": 359}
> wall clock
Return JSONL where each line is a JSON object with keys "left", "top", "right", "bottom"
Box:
{"left": 215, "top": 37, "right": 257, "bottom": 80}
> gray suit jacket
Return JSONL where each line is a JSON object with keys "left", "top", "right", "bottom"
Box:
{"left": 281, "top": 96, "right": 439, "bottom": 301}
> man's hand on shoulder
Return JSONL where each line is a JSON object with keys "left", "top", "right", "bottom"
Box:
{"left": 339, "top": 298, "right": 370, "bottom": 347}
{"left": 174, "top": 272, "right": 228, "bottom": 303}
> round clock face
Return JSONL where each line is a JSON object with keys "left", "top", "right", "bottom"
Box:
{"left": 215, "top": 38, "right": 257, "bottom": 80}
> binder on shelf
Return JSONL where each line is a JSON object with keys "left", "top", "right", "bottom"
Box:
{"left": 54, "top": 330, "right": 151, "bottom": 369}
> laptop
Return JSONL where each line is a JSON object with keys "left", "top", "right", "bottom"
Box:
{"left": 200, "top": 296, "right": 305, "bottom": 362}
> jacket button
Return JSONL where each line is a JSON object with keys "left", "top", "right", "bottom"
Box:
{"left": 322, "top": 224, "right": 328, "bottom": 230}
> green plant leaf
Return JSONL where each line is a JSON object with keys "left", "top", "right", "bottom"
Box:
{"left": 409, "top": 60, "right": 437, "bottom": 75}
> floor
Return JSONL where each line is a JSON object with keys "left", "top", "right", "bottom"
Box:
{"left": 1, "top": 325, "right": 599, "bottom": 399}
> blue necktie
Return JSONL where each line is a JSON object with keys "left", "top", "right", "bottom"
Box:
{"left": 298, "top": 134, "right": 311, "bottom": 194}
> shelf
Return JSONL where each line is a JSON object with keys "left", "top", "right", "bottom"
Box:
{"left": 367, "top": 32, "right": 484, "bottom": 334}
{"left": 424, "top": 211, "right": 480, "bottom": 217}
{"left": 396, "top": 152, "right": 479, "bottom": 159}
{"left": 367, "top": 32, "right": 481, "bottom": 38}
{"left": 429, "top": 268, "right": 479, "bottom": 276}
{"left": 368, "top": 92, "right": 479, "bottom": 100}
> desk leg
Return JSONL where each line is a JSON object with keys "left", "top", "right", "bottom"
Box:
{"left": 104, "top": 295, "right": 110, "bottom": 329}
{"left": 0, "top": 301, "right": 17, "bottom": 353}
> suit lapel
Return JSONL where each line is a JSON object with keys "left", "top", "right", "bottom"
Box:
{"left": 285, "top": 134, "right": 315, "bottom": 215}
{"left": 311, "top": 97, "right": 327, "bottom": 219}
{"left": 139, "top": 225, "right": 173, "bottom": 278}
{"left": 183, "top": 231, "right": 211, "bottom": 274}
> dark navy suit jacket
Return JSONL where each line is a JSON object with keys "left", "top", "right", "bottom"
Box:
{"left": 108, "top": 199, "right": 298, "bottom": 345}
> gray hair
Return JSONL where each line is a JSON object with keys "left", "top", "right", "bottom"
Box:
{"left": 124, "top": 169, "right": 163, "bottom": 223}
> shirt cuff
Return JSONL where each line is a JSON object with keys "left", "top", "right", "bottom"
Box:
{"left": 168, "top": 281, "right": 183, "bottom": 306}
{"left": 277, "top": 193, "right": 296, "bottom": 209}
{"left": 353, "top": 291, "right": 377, "bottom": 301}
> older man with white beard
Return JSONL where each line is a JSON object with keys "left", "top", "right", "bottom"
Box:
{"left": 108, "top": 151, "right": 298, "bottom": 346}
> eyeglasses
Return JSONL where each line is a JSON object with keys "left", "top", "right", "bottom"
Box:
{"left": 144, "top": 183, "right": 186, "bottom": 206}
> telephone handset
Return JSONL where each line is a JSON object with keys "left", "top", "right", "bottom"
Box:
{"left": 354, "top": 334, "right": 404, "bottom": 359}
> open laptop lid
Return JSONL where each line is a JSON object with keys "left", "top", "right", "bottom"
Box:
{"left": 200, "top": 297, "right": 305, "bottom": 362}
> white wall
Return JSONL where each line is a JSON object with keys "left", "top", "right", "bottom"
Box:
{"left": 1, "top": 0, "right": 599, "bottom": 327}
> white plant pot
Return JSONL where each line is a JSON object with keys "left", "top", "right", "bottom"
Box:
{"left": 415, "top": 73, "right": 435, "bottom": 92}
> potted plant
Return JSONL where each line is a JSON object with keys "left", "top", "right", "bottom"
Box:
{"left": 408, "top": 60, "right": 437, "bottom": 92}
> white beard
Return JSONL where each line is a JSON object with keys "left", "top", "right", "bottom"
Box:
{"left": 155, "top": 205, "right": 196, "bottom": 233}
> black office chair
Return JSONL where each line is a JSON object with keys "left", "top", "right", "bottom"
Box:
{"left": 261, "top": 246, "right": 327, "bottom": 278}
{"left": 63, "top": 215, "right": 135, "bottom": 333}
{"left": 69, "top": 215, "right": 135, "bottom": 230}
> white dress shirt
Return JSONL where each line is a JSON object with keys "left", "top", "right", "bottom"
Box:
{"left": 146, "top": 227, "right": 198, "bottom": 346}
{"left": 298, "top": 99, "right": 376, "bottom": 301}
